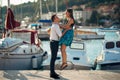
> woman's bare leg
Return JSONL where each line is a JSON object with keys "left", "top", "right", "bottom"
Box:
{"left": 61, "top": 44, "right": 67, "bottom": 64}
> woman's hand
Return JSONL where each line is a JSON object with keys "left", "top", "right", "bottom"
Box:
{"left": 59, "top": 18, "right": 74, "bottom": 29}
{"left": 59, "top": 24, "right": 65, "bottom": 29}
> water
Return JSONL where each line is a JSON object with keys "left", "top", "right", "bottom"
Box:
{"left": 41, "top": 29, "right": 120, "bottom": 65}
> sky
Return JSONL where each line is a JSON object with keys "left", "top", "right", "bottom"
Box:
{"left": 1, "top": 0, "right": 36, "bottom": 6}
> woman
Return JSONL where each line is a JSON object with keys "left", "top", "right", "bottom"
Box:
{"left": 59, "top": 8, "right": 75, "bottom": 70}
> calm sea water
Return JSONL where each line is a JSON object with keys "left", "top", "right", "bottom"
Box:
{"left": 41, "top": 29, "right": 120, "bottom": 65}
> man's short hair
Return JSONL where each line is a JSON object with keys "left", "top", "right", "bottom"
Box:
{"left": 51, "top": 14, "right": 56, "bottom": 22}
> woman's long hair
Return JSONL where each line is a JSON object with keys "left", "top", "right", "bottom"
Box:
{"left": 66, "top": 8, "right": 75, "bottom": 24}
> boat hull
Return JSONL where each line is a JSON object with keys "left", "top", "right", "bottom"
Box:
{"left": 95, "top": 40, "right": 120, "bottom": 70}
{"left": 0, "top": 53, "right": 47, "bottom": 70}
{"left": 98, "top": 62, "right": 120, "bottom": 70}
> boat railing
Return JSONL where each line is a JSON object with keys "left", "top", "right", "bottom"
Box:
{"left": 0, "top": 43, "right": 22, "bottom": 55}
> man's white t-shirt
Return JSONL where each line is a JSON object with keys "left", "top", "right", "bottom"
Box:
{"left": 50, "top": 23, "right": 62, "bottom": 41}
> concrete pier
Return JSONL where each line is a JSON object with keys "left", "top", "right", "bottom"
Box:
{"left": 0, "top": 70, "right": 120, "bottom": 80}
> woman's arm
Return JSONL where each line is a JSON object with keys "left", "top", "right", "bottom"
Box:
{"left": 61, "top": 28, "right": 71, "bottom": 37}
{"left": 60, "top": 18, "right": 74, "bottom": 29}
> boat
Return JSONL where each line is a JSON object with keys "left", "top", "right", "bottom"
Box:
{"left": 0, "top": 29, "right": 48, "bottom": 70}
{"left": 94, "top": 40, "right": 120, "bottom": 70}
{"left": 37, "top": 20, "right": 52, "bottom": 40}
{"left": 75, "top": 34, "right": 104, "bottom": 40}
{"left": 74, "top": 29, "right": 104, "bottom": 40}
{"left": 27, "top": 23, "right": 49, "bottom": 40}
{"left": 99, "top": 27, "right": 119, "bottom": 32}
{"left": 0, "top": 7, "right": 48, "bottom": 70}
{"left": 42, "top": 39, "right": 93, "bottom": 70}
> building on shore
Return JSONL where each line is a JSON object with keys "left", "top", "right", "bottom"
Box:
{"left": 41, "top": 10, "right": 92, "bottom": 24}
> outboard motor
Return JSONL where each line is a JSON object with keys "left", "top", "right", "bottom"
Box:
{"left": 32, "top": 56, "right": 38, "bottom": 69}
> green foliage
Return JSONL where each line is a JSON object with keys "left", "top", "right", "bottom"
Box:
{"left": 0, "top": 0, "right": 119, "bottom": 22}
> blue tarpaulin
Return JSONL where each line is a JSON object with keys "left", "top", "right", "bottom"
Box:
{"left": 31, "top": 24, "right": 38, "bottom": 27}
{"left": 38, "top": 20, "right": 52, "bottom": 23}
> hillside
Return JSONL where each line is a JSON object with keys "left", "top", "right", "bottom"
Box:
{"left": 0, "top": 0, "right": 119, "bottom": 23}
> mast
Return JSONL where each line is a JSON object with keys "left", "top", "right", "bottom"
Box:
{"left": 55, "top": 0, "right": 58, "bottom": 13}
{"left": 21, "top": 0, "right": 23, "bottom": 20}
{"left": 45, "top": 0, "right": 50, "bottom": 12}
{"left": 8, "top": 0, "right": 10, "bottom": 8}
{"left": 64, "top": 0, "right": 68, "bottom": 8}
{"left": 39, "top": 0, "right": 42, "bottom": 19}
{"left": 0, "top": 0, "right": 2, "bottom": 24}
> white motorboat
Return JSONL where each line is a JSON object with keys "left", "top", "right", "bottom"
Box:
{"left": 94, "top": 40, "right": 120, "bottom": 70}
{"left": 42, "top": 39, "right": 93, "bottom": 70}
{"left": 0, "top": 29, "right": 48, "bottom": 70}
{"left": 74, "top": 29, "right": 104, "bottom": 40}
{"left": 27, "top": 23, "right": 50, "bottom": 40}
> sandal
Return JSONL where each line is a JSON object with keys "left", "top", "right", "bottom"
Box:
{"left": 60, "top": 63, "right": 68, "bottom": 70}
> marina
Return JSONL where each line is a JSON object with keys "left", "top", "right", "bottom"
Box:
{"left": 40, "top": 28, "right": 120, "bottom": 70}
{"left": 0, "top": 0, "right": 120, "bottom": 79}
{"left": 1, "top": 26, "right": 118, "bottom": 70}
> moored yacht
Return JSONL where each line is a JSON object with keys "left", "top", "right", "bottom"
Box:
{"left": 74, "top": 29, "right": 104, "bottom": 40}
{"left": 94, "top": 40, "right": 120, "bottom": 70}
{"left": 42, "top": 39, "right": 93, "bottom": 70}
{"left": 0, "top": 29, "right": 48, "bottom": 70}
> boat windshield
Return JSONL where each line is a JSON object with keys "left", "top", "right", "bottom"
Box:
{"left": 11, "top": 32, "right": 31, "bottom": 43}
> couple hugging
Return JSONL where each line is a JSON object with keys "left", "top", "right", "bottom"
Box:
{"left": 49, "top": 8, "right": 75, "bottom": 79}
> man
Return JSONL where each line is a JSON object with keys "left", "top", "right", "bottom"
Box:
{"left": 49, "top": 14, "right": 62, "bottom": 79}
